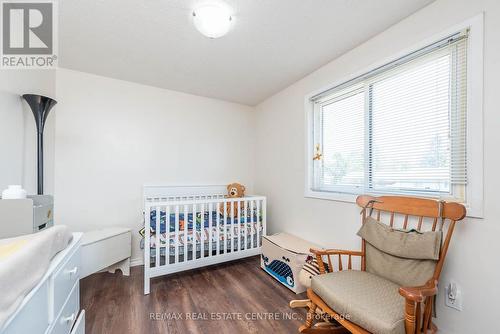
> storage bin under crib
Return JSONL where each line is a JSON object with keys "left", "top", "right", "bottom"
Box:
{"left": 142, "top": 185, "right": 266, "bottom": 294}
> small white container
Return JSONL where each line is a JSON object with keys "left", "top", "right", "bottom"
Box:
{"left": 1, "top": 185, "right": 27, "bottom": 199}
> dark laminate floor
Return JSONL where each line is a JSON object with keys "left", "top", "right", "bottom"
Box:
{"left": 80, "top": 256, "right": 307, "bottom": 334}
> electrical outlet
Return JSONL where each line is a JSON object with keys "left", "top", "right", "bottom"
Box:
{"left": 444, "top": 281, "right": 463, "bottom": 311}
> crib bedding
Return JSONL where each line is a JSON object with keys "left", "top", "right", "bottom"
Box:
{"left": 149, "top": 221, "right": 261, "bottom": 248}
{"left": 149, "top": 209, "right": 262, "bottom": 234}
{"left": 140, "top": 209, "right": 263, "bottom": 256}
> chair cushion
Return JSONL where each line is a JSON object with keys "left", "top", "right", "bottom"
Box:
{"left": 357, "top": 217, "right": 439, "bottom": 286}
{"left": 365, "top": 243, "right": 436, "bottom": 287}
{"left": 311, "top": 270, "right": 405, "bottom": 334}
{"left": 358, "top": 217, "right": 441, "bottom": 260}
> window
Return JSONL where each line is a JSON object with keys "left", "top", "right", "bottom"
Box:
{"left": 309, "top": 31, "right": 469, "bottom": 202}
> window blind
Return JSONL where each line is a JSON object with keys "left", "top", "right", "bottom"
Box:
{"left": 318, "top": 90, "right": 365, "bottom": 190}
{"left": 311, "top": 31, "right": 468, "bottom": 198}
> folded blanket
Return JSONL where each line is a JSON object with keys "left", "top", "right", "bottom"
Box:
{"left": 0, "top": 226, "right": 72, "bottom": 329}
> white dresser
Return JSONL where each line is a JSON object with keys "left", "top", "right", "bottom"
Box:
{"left": 1, "top": 233, "right": 85, "bottom": 334}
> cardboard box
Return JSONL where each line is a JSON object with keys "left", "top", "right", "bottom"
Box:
{"left": 261, "top": 232, "right": 322, "bottom": 294}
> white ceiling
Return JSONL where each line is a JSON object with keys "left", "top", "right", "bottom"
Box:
{"left": 59, "top": 0, "right": 434, "bottom": 106}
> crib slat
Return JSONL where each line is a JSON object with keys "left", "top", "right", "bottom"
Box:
{"left": 166, "top": 205, "right": 170, "bottom": 264}
{"left": 155, "top": 206, "right": 160, "bottom": 268}
{"left": 390, "top": 212, "right": 395, "bottom": 227}
{"left": 244, "top": 200, "right": 248, "bottom": 250}
{"left": 250, "top": 201, "right": 255, "bottom": 249}
{"left": 256, "top": 200, "right": 261, "bottom": 247}
{"left": 209, "top": 202, "right": 213, "bottom": 258}
{"left": 201, "top": 203, "right": 205, "bottom": 258}
{"left": 224, "top": 201, "right": 228, "bottom": 254}
{"left": 216, "top": 202, "right": 220, "bottom": 255}
{"left": 262, "top": 198, "right": 267, "bottom": 244}
{"left": 231, "top": 201, "right": 235, "bottom": 252}
{"left": 175, "top": 204, "right": 179, "bottom": 263}
{"left": 237, "top": 201, "right": 241, "bottom": 251}
{"left": 144, "top": 206, "right": 151, "bottom": 294}
{"left": 192, "top": 203, "right": 196, "bottom": 260}
{"left": 184, "top": 205, "right": 188, "bottom": 262}
{"left": 169, "top": 206, "right": 175, "bottom": 264}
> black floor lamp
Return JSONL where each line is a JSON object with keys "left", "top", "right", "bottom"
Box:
{"left": 22, "top": 94, "right": 57, "bottom": 195}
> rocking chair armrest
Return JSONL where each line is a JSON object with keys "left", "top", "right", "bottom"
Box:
{"left": 399, "top": 280, "right": 438, "bottom": 302}
{"left": 309, "top": 248, "right": 364, "bottom": 257}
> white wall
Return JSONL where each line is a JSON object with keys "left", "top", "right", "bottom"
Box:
{"left": 54, "top": 69, "right": 255, "bottom": 264}
{"left": 0, "top": 70, "right": 56, "bottom": 195}
{"left": 254, "top": 0, "right": 499, "bottom": 333}
{"left": 0, "top": 92, "right": 24, "bottom": 191}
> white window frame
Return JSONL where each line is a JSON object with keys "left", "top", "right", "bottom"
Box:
{"left": 304, "top": 14, "right": 484, "bottom": 218}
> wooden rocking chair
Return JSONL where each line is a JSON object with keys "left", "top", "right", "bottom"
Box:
{"left": 295, "top": 195, "right": 466, "bottom": 334}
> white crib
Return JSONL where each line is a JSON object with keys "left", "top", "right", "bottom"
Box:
{"left": 143, "top": 185, "right": 266, "bottom": 294}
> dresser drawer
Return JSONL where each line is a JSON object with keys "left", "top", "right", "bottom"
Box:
{"left": 2, "top": 280, "right": 49, "bottom": 334}
{"left": 51, "top": 247, "right": 81, "bottom": 319}
{"left": 51, "top": 282, "right": 79, "bottom": 334}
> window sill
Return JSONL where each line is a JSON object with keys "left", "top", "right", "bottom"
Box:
{"left": 304, "top": 189, "right": 483, "bottom": 219}
{"left": 305, "top": 190, "right": 358, "bottom": 204}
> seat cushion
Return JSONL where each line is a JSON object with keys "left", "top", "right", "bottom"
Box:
{"left": 311, "top": 270, "right": 405, "bottom": 334}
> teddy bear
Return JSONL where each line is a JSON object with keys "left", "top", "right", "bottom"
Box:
{"left": 220, "top": 182, "right": 246, "bottom": 218}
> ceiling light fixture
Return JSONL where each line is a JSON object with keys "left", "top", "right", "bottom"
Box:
{"left": 192, "top": 3, "right": 232, "bottom": 39}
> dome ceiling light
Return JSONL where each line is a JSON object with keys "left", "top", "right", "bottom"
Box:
{"left": 192, "top": 3, "right": 233, "bottom": 39}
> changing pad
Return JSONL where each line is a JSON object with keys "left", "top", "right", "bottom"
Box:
{"left": 0, "top": 225, "right": 72, "bottom": 329}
